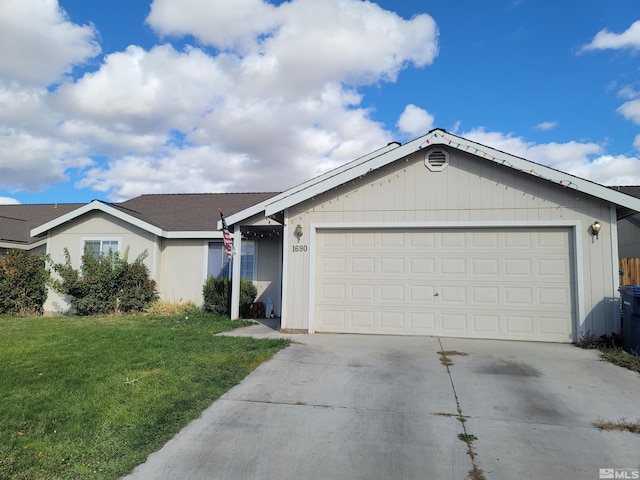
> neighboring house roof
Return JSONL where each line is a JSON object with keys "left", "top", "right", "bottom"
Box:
{"left": 224, "top": 128, "right": 640, "bottom": 227}
{"left": 610, "top": 186, "right": 640, "bottom": 222}
{"left": 0, "top": 203, "right": 83, "bottom": 247}
{"left": 28, "top": 193, "right": 279, "bottom": 240}
{"left": 611, "top": 186, "right": 640, "bottom": 198}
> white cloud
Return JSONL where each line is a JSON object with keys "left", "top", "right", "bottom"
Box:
{"left": 535, "top": 121, "right": 558, "bottom": 131}
{"left": 0, "top": 127, "right": 92, "bottom": 191}
{"left": 397, "top": 104, "right": 435, "bottom": 137}
{"left": 618, "top": 99, "right": 640, "bottom": 125}
{"left": 580, "top": 20, "right": 640, "bottom": 53}
{"left": 0, "top": 0, "right": 100, "bottom": 86}
{"left": 0, "top": 197, "right": 20, "bottom": 205}
{"left": 39, "top": 0, "right": 438, "bottom": 200}
{"left": 464, "top": 128, "right": 640, "bottom": 186}
{"left": 148, "top": 0, "right": 439, "bottom": 94}
{"left": 147, "top": 0, "right": 278, "bottom": 52}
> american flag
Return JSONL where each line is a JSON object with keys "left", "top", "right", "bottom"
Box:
{"left": 219, "top": 210, "right": 233, "bottom": 259}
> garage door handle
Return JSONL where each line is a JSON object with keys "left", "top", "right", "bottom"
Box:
{"left": 434, "top": 292, "right": 439, "bottom": 296}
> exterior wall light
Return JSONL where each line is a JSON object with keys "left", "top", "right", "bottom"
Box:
{"left": 591, "top": 220, "right": 602, "bottom": 239}
{"left": 294, "top": 224, "right": 303, "bottom": 242}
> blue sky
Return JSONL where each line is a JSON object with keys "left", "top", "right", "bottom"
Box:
{"left": 0, "top": 0, "right": 638, "bottom": 205}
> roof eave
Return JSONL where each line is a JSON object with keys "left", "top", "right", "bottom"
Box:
{"left": 254, "top": 128, "right": 640, "bottom": 217}
{"left": 30, "top": 200, "right": 167, "bottom": 238}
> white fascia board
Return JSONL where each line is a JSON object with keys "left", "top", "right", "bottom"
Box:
{"left": 311, "top": 220, "right": 581, "bottom": 230}
{"left": 264, "top": 136, "right": 430, "bottom": 217}
{"left": 30, "top": 200, "right": 166, "bottom": 237}
{"left": 433, "top": 131, "right": 640, "bottom": 213}
{"left": 165, "top": 231, "right": 223, "bottom": 239}
{"left": 218, "top": 201, "right": 274, "bottom": 229}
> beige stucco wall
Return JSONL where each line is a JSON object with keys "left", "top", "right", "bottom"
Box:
{"left": 281, "top": 146, "right": 618, "bottom": 338}
{"left": 156, "top": 238, "right": 208, "bottom": 304}
{"left": 44, "top": 210, "right": 283, "bottom": 314}
{"left": 44, "top": 211, "right": 159, "bottom": 313}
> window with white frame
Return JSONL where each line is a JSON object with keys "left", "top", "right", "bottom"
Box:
{"left": 84, "top": 240, "right": 120, "bottom": 259}
{"left": 207, "top": 240, "right": 255, "bottom": 280}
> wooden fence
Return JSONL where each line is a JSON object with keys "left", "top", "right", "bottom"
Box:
{"left": 619, "top": 258, "right": 640, "bottom": 286}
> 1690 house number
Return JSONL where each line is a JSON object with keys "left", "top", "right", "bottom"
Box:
{"left": 292, "top": 245, "right": 308, "bottom": 253}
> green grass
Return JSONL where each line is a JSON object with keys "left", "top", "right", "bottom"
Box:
{"left": 0, "top": 314, "right": 290, "bottom": 480}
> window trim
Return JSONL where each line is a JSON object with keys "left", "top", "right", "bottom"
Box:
{"left": 80, "top": 236, "right": 122, "bottom": 263}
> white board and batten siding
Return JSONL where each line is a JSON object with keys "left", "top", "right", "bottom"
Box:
{"left": 312, "top": 226, "right": 575, "bottom": 342}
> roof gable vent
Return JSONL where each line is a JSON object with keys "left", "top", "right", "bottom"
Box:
{"left": 425, "top": 148, "right": 449, "bottom": 172}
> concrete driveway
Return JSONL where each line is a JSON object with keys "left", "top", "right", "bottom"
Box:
{"left": 123, "top": 332, "right": 640, "bottom": 480}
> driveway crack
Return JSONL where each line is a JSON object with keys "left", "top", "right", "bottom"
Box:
{"left": 437, "top": 338, "right": 487, "bottom": 480}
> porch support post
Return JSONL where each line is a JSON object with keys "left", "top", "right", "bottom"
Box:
{"left": 230, "top": 227, "right": 242, "bottom": 320}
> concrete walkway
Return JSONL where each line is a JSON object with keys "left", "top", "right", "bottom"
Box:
{"left": 123, "top": 331, "right": 640, "bottom": 480}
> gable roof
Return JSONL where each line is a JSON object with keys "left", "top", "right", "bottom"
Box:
{"left": 223, "top": 128, "right": 640, "bottom": 226}
{"left": 0, "top": 203, "right": 83, "bottom": 246}
{"left": 29, "top": 193, "right": 279, "bottom": 240}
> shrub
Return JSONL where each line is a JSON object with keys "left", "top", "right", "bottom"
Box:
{"left": 50, "top": 247, "right": 158, "bottom": 315}
{"left": 202, "top": 277, "right": 230, "bottom": 315}
{"left": 202, "top": 277, "right": 258, "bottom": 318}
{"left": 0, "top": 249, "right": 49, "bottom": 315}
{"left": 239, "top": 279, "right": 257, "bottom": 318}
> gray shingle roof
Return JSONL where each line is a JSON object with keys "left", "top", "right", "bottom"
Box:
{"left": 116, "top": 193, "right": 279, "bottom": 231}
{"left": 0, "top": 193, "right": 279, "bottom": 247}
{"left": 0, "top": 203, "right": 83, "bottom": 245}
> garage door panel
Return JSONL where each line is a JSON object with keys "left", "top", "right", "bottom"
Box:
{"left": 352, "top": 257, "right": 375, "bottom": 273}
{"left": 352, "top": 311, "right": 375, "bottom": 328}
{"left": 410, "top": 312, "right": 436, "bottom": 330}
{"left": 441, "top": 313, "right": 468, "bottom": 333}
{"left": 380, "top": 257, "right": 404, "bottom": 274}
{"left": 314, "top": 228, "right": 575, "bottom": 342}
{"left": 440, "top": 285, "right": 467, "bottom": 304}
{"left": 351, "top": 284, "right": 375, "bottom": 301}
{"left": 538, "top": 258, "right": 569, "bottom": 276}
{"left": 409, "top": 285, "right": 436, "bottom": 302}
{"left": 352, "top": 233, "right": 375, "bottom": 247}
{"left": 440, "top": 258, "right": 466, "bottom": 275}
{"left": 504, "top": 258, "right": 533, "bottom": 276}
{"left": 473, "top": 286, "right": 499, "bottom": 304}
{"left": 410, "top": 258, "right": 435, "bottom": 274}
{"left": 504, "top": 287, "right": 533, "bottom": 306}
{"left": 470, "top": 231, "right": 499, "bottom": 247}
{"left": 504, "top": 315, "right": 536, "bottom": 335}
{"left": 379, "top": 284, "right": 404, "bottom": 301}
{"left": 540, "top": 315, "right": 572, "bottom": 336}
{"left": 472, "top": 258, "right": 499, "bottom": 275}
{"left": 321, "top": 257, "right": 347, "bottom": 274}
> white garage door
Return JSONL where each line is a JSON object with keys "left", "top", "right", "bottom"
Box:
{"left": 314, "top": 228, "right": 575, "bottom": 342}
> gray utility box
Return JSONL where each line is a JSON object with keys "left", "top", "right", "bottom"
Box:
{"left": 619, "top": 285, "right": 640, "bottom": 355}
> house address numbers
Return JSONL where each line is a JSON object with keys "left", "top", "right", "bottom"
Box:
{"left": 292, "top": 245, "right": 308, "bottom": 253}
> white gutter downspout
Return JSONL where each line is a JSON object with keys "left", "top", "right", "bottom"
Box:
{"left": 230, "top": 227, "right": 242, "bottom": 320}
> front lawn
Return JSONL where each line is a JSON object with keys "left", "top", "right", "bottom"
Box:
{"left": 0, "top": 315, "right": 289, "bottom": 480}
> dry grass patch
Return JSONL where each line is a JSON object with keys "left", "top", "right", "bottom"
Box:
{"left": 595, "top": 418, "right": 640, "bottom": 434}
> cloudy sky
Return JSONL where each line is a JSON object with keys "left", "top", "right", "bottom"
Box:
{"left": 0, "top": 0, "right": 638, "bottom": 205}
